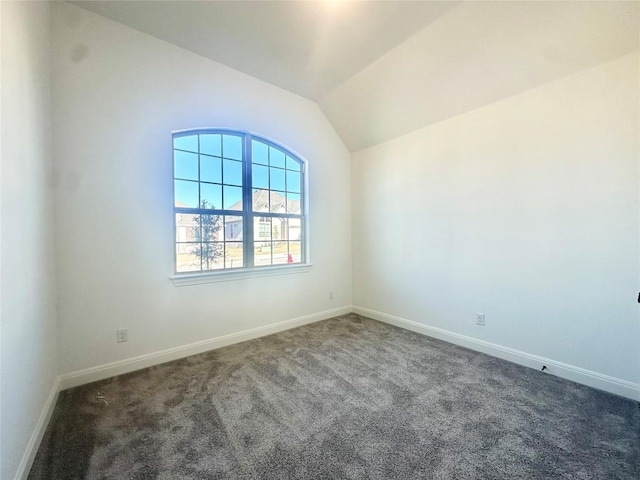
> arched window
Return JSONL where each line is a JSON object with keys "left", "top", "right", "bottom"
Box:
{"left": 173, "top": 130, "right": 306, "bottom": 274}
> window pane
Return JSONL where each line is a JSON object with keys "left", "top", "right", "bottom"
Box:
{"left": 200, "top": 134, "right": 221, "bottom": 157}
{"left": 224, "top": 216, "right": 243, "bottom": 241}
{"left": 276, "top": 218, "right": 288, "bottom": 241}
{"left": 270, "top": 167, "right": 285, "bottom": 191}
{"left": 286, "top": 155, "right": 300, "bottom": 172}
{"left": 223, "top": 159, "right": 243, "bottom": 186}
{"left": 252, "top": 164, "right": 268, "bottom": 189}
{"left": 271, "top": 218, "right": 285, "bottom": 242}
{"left": 286, "top": 193, "right": 301, "bottom": 214}
{"left": 270, "top": 147, "right": 285, "bottom": 168}
{"left": 175, "top": 180, "right": 199, "bottom": 208}
{"left": 199, "top": 242, "right": 224, "bottom": 270}
{"left": 223, "top": 135, "right": 242, "bottom": 160}
{"left": 255, "top": 217, "right": 272, "bottom": 242}
{"left": 225, "top": 242, "right": 243, "bottom": 269}
{"left": 252, "top": 140, "right": 268, "bottom": 165}
{"left": 176, "top": 242, "right": 193, "bottom": 254}
{"left": 269, "top": 190, "right": 286, "bottom": 213}
{"left": 176, "top": 244, "right": 201, "bottom": 272}
{"left": 200, "top": 155, "right": 221, "bottom": 184}
{"left": 272, "top": 239, "right": 289, "bottom": 265}
{"left": 174, "top": 151, "right": 198, "bottom": 180}
{"left": 177, "top": 226, "right": 188, "bottom": 243}
{"left": 175, "top": 214, "right": 200, "bottom": 242}
{"left": 223, "top": 186, "right": 243, "bottom": 210}
{"left": 289, "top": 241, "right": 302, "bottom": 263}
{"left": 200, "top": 183, "right": 222, "bottom": 210}
{"left": 200, "top": 214, "right": 223, "bottom": 242}
{"left": 287, "top": 170, "right": 301, "bottom": 193}
{"left": 174, "top": 135, "right": 198, "bottom": 153}
{"left": 252, "top": 189, "right": 269, "bottom": 212}
{"left": 254, "top": 242, "right": 272, "bottom": 266}
{"left": 287, "top": 218, "right": 302, "bottom": 241}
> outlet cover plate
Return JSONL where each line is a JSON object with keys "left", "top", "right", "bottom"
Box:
{"left": 116, "top": 328, "right": 128, "bottom": 343}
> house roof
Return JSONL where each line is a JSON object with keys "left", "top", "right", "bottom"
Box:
{"left": 177, "top": 190, "right": 300, "bottom": 216}
{"left": 229, "top": 189, "right": 300, "bottom": 215}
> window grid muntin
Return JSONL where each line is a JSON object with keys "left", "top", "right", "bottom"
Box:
{"left": 174, "top": 212, "right": 244, "bottom": 272}
{"left": 173, "top": 130, "right": 305, "bottom": 274}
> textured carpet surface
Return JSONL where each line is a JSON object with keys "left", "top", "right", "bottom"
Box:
{"left": 30, "top": 314, "right": 640, "bottom": 479}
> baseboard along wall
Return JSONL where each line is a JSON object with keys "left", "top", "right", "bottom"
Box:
{"left": 18, "top": 303, "right": 639, "bottom": 479}
{"left": 14, "top": 377, "right": 61, "bottom": 480}
{"left": 353, "top": 305, "right": 640, "bottom": 402}
{"left": 59, "top": 304, "right": 639, "bottom": 399}
{"left": 17, "top": 305, "right": 351, "bottom": 480}
{"left": 59, "top": 305, "right": 353, "bottom": 390}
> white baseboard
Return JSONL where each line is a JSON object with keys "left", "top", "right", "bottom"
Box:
{"left": 15, "top": 376, "right": 61, "bottom": 480}
{"left": 353, "top": 306, "right": 640, "bottom": 402}
{"left": 60, "top": 305, "right": 352, "bottom": 390}
{"left": 22, "top": 304, "right": 638, "bottom": 480}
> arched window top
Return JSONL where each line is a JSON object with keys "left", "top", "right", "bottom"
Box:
{"left": 172, "top": 129, "right": 307, "bottom": 277}
{"left": 173, "top": 129, "right": 304, "bottom": 170}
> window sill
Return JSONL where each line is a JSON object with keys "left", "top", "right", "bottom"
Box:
{"left": 170, "top": 264, "right": 312, "bottom": 287}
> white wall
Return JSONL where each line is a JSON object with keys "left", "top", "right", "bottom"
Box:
{"left": 52, "top": 3, "right": 352, "bottom": 375}
{"left": 353, "top": 53, "right": 639, "bottom": 388}
{"left": 1, "top": 2, "right": 58, "bottom": 479}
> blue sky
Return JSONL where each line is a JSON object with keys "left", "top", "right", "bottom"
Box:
{"left": 174, "top": 134, "right": 301, "bottom": 210}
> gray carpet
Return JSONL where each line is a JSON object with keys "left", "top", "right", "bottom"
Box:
{"left": 30, "top": 314, "right": 640, "bottom": 479}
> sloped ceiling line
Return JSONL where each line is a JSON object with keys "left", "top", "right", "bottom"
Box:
{"left": 71, "top": 1, "right": 640, "bottom": 152}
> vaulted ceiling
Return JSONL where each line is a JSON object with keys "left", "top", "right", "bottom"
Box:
{"left": 70, "top": 0, "right": 460, "bottom": 100}
{"left": 72, "top": 1, "right": 639, "bottom": 152}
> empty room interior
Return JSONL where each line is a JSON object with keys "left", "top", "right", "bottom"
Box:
{"left": 2, "top": 0, "right": 640, "bottom": 478}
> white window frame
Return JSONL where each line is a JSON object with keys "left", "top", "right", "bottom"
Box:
{"left": 170, "top": 129, "right": 311, "bottom": 286}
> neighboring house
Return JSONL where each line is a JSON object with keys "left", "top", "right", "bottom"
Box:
{"left": 226, "top": 190, "right": 301, "bottom": 244}
{"left": 176, "top": 191, "right": 301, "bottom": 246}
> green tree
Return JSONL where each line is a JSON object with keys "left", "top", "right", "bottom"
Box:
{"left": 190, "top": 199, "right": 223, "bottom": 269}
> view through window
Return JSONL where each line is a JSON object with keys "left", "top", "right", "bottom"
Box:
{"left": 173, "top": 130, "right": 305, "bottom": 273}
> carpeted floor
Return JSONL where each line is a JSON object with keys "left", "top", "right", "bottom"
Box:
{"left": 30, "top": 314, "right": 640, "bottom": 479}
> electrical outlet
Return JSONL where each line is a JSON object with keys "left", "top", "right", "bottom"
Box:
{"left": 475, "top": 313, "right": 485, "bottom": 326}
{"left": 116, "top": 328, "right": 128, "bottom": 343}
{"left": 329, "top": 291, "right": 335, "bottom": 300}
